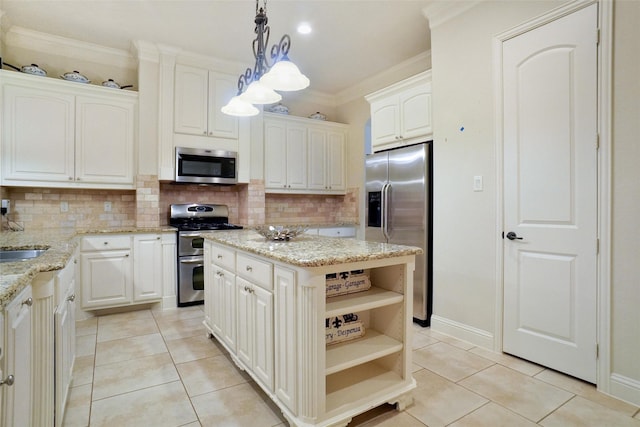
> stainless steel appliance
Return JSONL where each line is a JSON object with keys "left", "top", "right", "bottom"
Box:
{"left": 175, "top": 147, "right": 238, "bottom": 185}
{"left": 365, "top": 142, "right": 433, "bottom": 325}
{"left": 170, "top": 204, "right": 243, "bottom": 306}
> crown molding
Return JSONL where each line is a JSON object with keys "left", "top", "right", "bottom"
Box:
{"left": 4, "top": 25, "right": 136, "bottom": 69}
{"left": 422, "top": 0, "right": 482, "bottom": 29}
{"left": 131, "top": 40, "right": 159, "bottom": 64}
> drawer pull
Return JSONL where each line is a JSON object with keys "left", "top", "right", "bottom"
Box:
{"left": 67, "top": 294, "right": 76, "bottom": 302}
{"left": 245, "top": 266, "right": 253, "bottom": 272}
{"left": 0, "top": 375, "right": 15, "bottom": 387}
{"left": 217, "top": 255, "right": 223, "bottom": 259}
{"left": 22, "top": 297, "right": 33, "bottom": 307}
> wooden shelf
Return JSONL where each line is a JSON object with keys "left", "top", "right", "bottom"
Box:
{"left": 325, "top": 362, "right": 404, "bottom": 414}
{"left": 326, "top": 330, "right": 403, "bottom": 375}
{"left": 325, "top": 286, "right": 403, "bottom": 318}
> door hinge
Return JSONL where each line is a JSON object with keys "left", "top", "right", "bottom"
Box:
{"left": 596, "top": 28, "right": 600, "bottom": 45}
{"left": 597, "top": 238, "right": 600, "bottom": 255}
{"left": 596, "top": 133, "right": 600, "bottom": 150}
{"left": 596, "top": 343, "right": 599, "bottom": 359}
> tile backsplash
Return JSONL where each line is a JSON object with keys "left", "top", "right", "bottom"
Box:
{"left": 1, "top": 178, "right": 358, "bottom": 230}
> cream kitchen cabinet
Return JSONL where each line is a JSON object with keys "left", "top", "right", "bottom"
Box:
{"left": 1, "top": 285, "right": 33, "bottom": 427}
{"left": 174, "top": 64, "right": 238, "bottom": 140}
{"left": 80, "top": 233, "right": 172, "bottom": 310}
{"left": 366, "top": 70, "right": 432, "bottom": 152}
{"left": 264, "top": 113, "right": 348, "bottom": 195}
{"left": 205, "top": 243, "right": 237, "bottom": 351}
{"left": 1, "top": 70, "right": 137, "bottom": 189}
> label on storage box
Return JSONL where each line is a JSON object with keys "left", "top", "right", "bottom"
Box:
{"left": 325, "top": 313, "right": 365, "bottom": 345}
{"left": 326, "top": 270, "right": 371, "bottom": 297}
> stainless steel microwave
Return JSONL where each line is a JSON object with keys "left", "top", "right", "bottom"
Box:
{"left": 175, "top": 147, "right": 237, "bottom": 185}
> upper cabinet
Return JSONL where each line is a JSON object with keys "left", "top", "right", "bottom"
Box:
{"left": 365, "top": 70, "right": 432, "bottom": 153}
{"left": 174, "top": 64, "right": 238, "bottom": 140}
{"left": 1, "top": 71, "right": 137, "bottom": 189}
{"left": 263, "top": 113, "right": 348, "bottom": 195}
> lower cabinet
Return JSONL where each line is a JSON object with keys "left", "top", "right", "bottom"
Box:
{"left": 2, "top": 285, "right": 33, "bottom": 427}
{"left": 80, "top": 232, "right": 174, "bottom": 310}
{"left": 55, "top": 256, "right": 77, "bottom": 427}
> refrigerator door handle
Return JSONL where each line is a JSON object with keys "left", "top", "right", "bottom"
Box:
{"left": 382, "top": 183, "right": 391, "bottom": 240}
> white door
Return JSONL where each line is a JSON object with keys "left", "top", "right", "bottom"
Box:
{"left": 502, "top": 4, "right": 598, "bottom": 383}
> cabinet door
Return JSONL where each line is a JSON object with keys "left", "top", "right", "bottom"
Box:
{"left": 274, "top": 266, "right": 297, "bottom": 414}
{"left": 55, "top": 284, "right": 75, "bottom": 427}
{"left": 399, "top": 83, "right": 432, "bottom": 140}
{"left": 75, "top": 95, "right": 135, "bottom": 185}
{"left": 209, "top": 267, "right": 224, "bottom": 338}
{"left": 264, "top": 120, "right": 288, "bottom": 189}
{"left": 253, "top": 285, "right": 274, "bottom": 391}
{"left": 208, "top": 71, "right": 239, "bottom": 139}
{"left": 327, "top": 131, "right": 346, "bottom": 191}
{"left": 307, "top": 128, "right": 327, "bottom": 191}
{"left": 235, "top": 277, "right": 253, "bottom": 368}
{"left": 81, "top": 250, "right": 132, "bottom": 308}
{"left": 174, "top": 64, "right": 209, "bottom": 136}
{"left": 220, "top": 268, "right": 237, "bottom": 351}
{"left": 286, "top": 125, "right": 308, "bottom": 189}
{"left": 133, "top": 234, "right": 163, "bottom": 302}
{"left": 2, "top": 85, "right": 75, "bottom": 183}
{"left": 370, "top": 99, "right": 400, "bottom": 147}
{"left": 3, "top": 286, "right": 33, "bottom": 427}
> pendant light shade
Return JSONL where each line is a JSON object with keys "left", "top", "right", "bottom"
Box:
{"left": 221, "top": 96, "right": 260, "bottom": 117}
{"left": 260, "top": 59, "right": 310, "bottom": 91}
{"left": 239, "top": 80, "right": 282, "bottom": 104}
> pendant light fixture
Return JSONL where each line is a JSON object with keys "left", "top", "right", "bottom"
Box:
{"left": 221, "top": 0, "right": 310, "bottom": 117}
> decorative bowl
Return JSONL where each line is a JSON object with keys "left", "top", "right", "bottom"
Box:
{"left": 266, "top": 103, "right": 289, "bottom": 115}
{"left": 308, "top": 111, "right": 326, "bottom": 120}
{"left": 21, "top": 64, "right": 47, "bottom": 76}
{"left": 60, "top": 71, "right": 90, "bottom": 83}
{"left": 254, "top": 225, "right": 308, "bottom": 241}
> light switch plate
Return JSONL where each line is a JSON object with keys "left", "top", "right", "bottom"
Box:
{"left": 473, "top": 175, "right": 483, "bottom": 192}
{"left": 104, "top": 201, "right": 112, "bottom": 212}
{"left": 60, "top": 201, "right": 69, "bottom": 212}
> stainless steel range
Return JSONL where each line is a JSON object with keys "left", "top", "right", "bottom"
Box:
{"left": 170, "top": 204, "right": 243, "bottom": 306}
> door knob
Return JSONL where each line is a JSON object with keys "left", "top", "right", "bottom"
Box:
{"left": 506, "top": 231, "right": 523, "bottom": 240}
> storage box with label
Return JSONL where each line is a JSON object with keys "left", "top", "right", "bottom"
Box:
{"left": 325, "top": 313, "right": 365, "bottom": 345}
{"left": 326, "top": 270, "right": 371, "bottom": 297}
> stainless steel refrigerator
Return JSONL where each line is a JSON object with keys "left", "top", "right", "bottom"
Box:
{"left": 365, "top": 142, "right": 433, "bottom": 325}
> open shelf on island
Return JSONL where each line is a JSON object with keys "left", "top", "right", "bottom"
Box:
{"left": 326, "top": 330, "right": 403, "bottom": 375}
{"left": 325, "top": 286, "right": 403, "bottom": 318}
{"left": 325, "top": 361, "right": 404, "bottom": 414}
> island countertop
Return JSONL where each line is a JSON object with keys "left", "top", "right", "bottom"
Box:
{"left": 202, "top": 230, "right": 422, "bottom": 267}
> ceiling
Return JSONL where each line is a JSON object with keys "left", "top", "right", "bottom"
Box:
{"left": 0, "top": 0, "right": 432, "bottom": 95}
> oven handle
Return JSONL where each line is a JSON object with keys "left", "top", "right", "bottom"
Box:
{"left": 180, "top": 233, "right": 203, "bottom": 238}
{"left": 179, "top": 258, "right": 204, "bottom": 265}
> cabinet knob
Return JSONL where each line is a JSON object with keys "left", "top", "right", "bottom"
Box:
{"left": 0, "top": 375, "right": 15, "bottom": 387}
{"left": 208, "top": 132, "right": 213, "bottom": 136}
{"left": 245, "top": 265, "right": 252, "bottom": 272}
{"left": 68, "top": 177, "right": 73, "bottom": 180}
{"left": 203, "top": 131, "right": 207, "bottom": 135}
{"left": 104, "top": 242, "right": 109, "bottom": 245}
{"left": 22, "top": 297, "right": 33, "bottom": 307}
{"left": 125, "top": 254, "right": 130, "bottom": 257}
{"left": 76, "top": 177, "right": 81, "bottom": 180}
{"left": 157, "top": 236, "right": 161, "bottom": 240}
{"left": 67, "top": 294, "right": 76, "bottom": 302}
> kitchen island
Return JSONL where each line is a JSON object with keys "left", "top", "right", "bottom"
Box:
{"left": 202, "top": 230, "right": 422, "bottom": 427}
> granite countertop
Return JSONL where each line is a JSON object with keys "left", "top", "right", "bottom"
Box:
{"left": 203, "top": 230, "right": 422, "bottom": 267}
{"left": 0, "top": 226, "right": 176, "bottom": 310}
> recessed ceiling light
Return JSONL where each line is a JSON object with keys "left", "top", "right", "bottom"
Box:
{"left": 297, "top": 22, "right": 312, "bottom": 35}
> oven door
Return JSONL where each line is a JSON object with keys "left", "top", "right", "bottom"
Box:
{"left": 178, "top": 255, "right": 205, "bottom": 306}
{"left": 178, "top": 232, "right": 205, "bottom": 257}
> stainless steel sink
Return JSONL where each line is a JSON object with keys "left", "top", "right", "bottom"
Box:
{"left": 0, "top": 249, "right": 48, "bottom": 263}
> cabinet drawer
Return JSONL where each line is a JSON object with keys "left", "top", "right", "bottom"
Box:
{"left": 237, "top": 253, "right": 273, "bottom": 290}
{"left": 211, "top": 245, "right": 235, "bottom": 272}
{"left": 81, "top": 235, "right": 131, "bottom": 251}
{"left": 318, "top": 227, "right": 356, "bottom": 238}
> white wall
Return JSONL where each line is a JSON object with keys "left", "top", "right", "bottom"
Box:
{"left": 429, "top": 0, "right": 640, "bottom": 405}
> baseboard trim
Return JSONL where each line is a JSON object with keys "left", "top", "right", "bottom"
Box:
{"left": 430, "top": 315, "right": 494, "bottom": 349}
{"left": 609, "top": 373, "right": 640, "bottom": 407}
{"left": 161, "top": 295, "right": 177, "bottom": 310}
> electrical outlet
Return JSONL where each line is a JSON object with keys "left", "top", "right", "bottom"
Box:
{"left": 473, "top": 175, "right": 483, "bottom": 192}
{"left": 104, "top": 201, "right": 112, "bottom": 212}
{"left": 60, "top": 201, "right": 69, "bottom": 212}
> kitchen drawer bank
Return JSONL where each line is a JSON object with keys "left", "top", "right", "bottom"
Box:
{"left": 203, "top": 230, "right": 421, "bottom": 427}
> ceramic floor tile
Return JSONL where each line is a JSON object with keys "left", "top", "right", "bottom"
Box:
{"left": 166, "top": 334, "right": 224, "bottom": 364}
{"left": 355, "top": 409, "right": 426, "bottom": 427}
{"left": 156, "top": 315, "right": 208, "bottom": 341}
{"left": 407, "top": 369, "right": 488, "bottom": 427}
{"left": 540, "top": 396, "right": 640, "bottom": 427}
{"left": 71, "top": 355, "right": 95, "bottom": 387}
{"left": 412, "top": 331, "right": 439, "bottom": 350}
{"left": 92, "top": 352, "right": 180, "bottom": 400}
{"left": 97, "top": 308, "right": 154, "bottom": 325}
{"left": 152, "top": 304, "right": 205, "bottom": 322}
{"left": 75, "top": 333, "right": 96, "bottom": 357}
{"left": 94, "top": 333, "right": 168, "bottom": 367}
{"left": 75, "top": 317, "right": 97, "bottom": 337}
{"left": 176, "top": 354, "right": 250, "bottom": 397}
{"left": 534, "top": 368, "right": 640, "bottom": 416}
{"left": 96, "top": 316, "right": 160, "bottom": 342}
{"left": 421, "top": 329, "right": 475, "bottom": 350}
{"left": 413, "top": 342, "right": 494, "bottom": 382}
{"left": 412, "top": 363, "right": 424, "bottom": 373}
{"left": 89, "top": 380, "right": 198, "bottom": 427}
{"left": 61, "top": 384, "right": 92, "bottom": 427}
{"left": 459, "top": 364, "right": 573, "bottom": 422}
{"left": 469, "top": 346, "right": 545, "bottom": 377}
{"left": 191, "top": 382, "right": 285, "bottom": 427}
{"left": 449, "top": 402, "right": 538, "bottom": 427}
